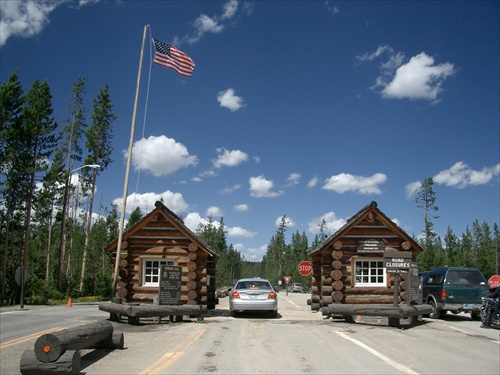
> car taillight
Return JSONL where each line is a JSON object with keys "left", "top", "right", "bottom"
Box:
{"left": 231, "top": 291, "right": 240, "bottom": 299}
{"left": 441, "top": 290, "right": 447, "bottom": 299}
{"left": 268, "top": 291, "right": 277, "bottom": 299}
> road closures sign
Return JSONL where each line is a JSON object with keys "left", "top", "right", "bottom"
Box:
{"left": 489, "top": 275, "right": 500, "bottom": 289}
{"left": 298, "top": 261, "right": 313, "bottom": 276}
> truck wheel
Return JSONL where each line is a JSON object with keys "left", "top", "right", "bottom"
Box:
{"left": 429, "top": 300, "right": 441, "bottom": 319}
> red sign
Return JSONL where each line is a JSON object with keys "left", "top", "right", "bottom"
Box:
{"left": 489, "top": 275, "right": 500, "bottom": 289}
{"left": 283, "top": 276, "right": 291, "bottom": 284}
{"left": 298, "top": 261, "right": 313, "bottom": 276}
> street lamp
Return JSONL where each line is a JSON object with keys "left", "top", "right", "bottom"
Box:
{"left": 57, "top": 164, "right": 100, "bottom": 291}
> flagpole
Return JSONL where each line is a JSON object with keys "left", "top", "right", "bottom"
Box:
{"left": 111, "top": 24, "right": 149, "bottom": 299}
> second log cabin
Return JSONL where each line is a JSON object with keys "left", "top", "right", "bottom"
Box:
{"left": 308, "top": 201, "right": 423, "bottom": 311}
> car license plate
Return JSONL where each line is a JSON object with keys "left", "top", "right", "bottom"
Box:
{"left": 463, "top": 304, "right": 475, "bottom": 310}
{"left": 249, "top": 294, "right": 257, "bottom": 299}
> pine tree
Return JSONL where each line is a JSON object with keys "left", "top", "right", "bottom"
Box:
{"left": 57, "top": 77, "right": 88, "bottom": 291}
{"left": 79, "top": 84, "right": 116, "bottom": 291}
{"left": 125, "top": 207, "right": 143, "bottom": 230}
{"left": 415, "top": 177, "right": 440, "bottom": 270}
{"left": 19, "top": 79, "right": 57, "bottom": 307}
{"left": 0, "top": 71, "right": 25, "bottom": 305}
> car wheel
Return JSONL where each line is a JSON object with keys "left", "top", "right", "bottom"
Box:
{"left": 269, "top": 310, "right": 277, "bottom": 318}
{"left": 471, "top": 312, "right": 480, "bottom": 320}
{"left": 429, "top": 300, "right": 441, "bottom": 319}
{"left": 230, "top": 310, "right": 237, "bottom": 317}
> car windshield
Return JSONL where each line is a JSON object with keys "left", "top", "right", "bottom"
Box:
{"left": 236, "top": 281, "right": 271, "bottom": 290}
{"left": 446, "top": 270, "right": 486, "bottom": 285}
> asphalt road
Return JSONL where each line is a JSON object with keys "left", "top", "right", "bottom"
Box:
{"left": 1, "top": 293, "right": 499, "bottom": 374}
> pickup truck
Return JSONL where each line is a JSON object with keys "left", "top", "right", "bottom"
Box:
{"left": 421, "top": 267, "right": 489, "bottom": 319}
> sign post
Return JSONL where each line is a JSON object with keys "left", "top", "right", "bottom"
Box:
{"left": 383, "top": 252, "right": 412, "bottom": 307}
{"left": 283, "top": 276, "right": 291, "bottom": 295}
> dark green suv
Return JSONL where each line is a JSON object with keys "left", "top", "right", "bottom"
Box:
{"left": 421, "top": 267, "right": 489, "bottom": 319}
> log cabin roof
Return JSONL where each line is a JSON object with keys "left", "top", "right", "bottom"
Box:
{"left": 108, "top": 200, "right": 219, "bottom": 260}
{"left": 308, "top": 201, "right": 422, "bottom": 256}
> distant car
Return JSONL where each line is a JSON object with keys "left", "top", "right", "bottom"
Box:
{"left": 421, "top": 267, "right": 489, "bottom": 319}
{"left": 291, "top": 283, "right": 306, "bottom": 293}
{"left": 229, "top": 278, "right": 278, "bottom": 317}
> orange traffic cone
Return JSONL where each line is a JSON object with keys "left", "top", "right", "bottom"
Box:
{"left": 67, "top": 297, "right": 72, "bottom": 307}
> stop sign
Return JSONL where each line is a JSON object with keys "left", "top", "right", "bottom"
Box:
{"left": 298, "top": 261, "right": 312, "bottom": 276}
{"left": 489, "top": 275, "right": 500, "bottom": 289}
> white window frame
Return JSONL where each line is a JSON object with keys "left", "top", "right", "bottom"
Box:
{"left": 142, "top": 258, "right": 175, "bottom": 287}
{"left": 354, "top": 258, "right": 386, "bottom": 287}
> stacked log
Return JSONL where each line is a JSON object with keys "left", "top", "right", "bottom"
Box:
{"left": 310, "top": 257, "right": 322, "bottom": 311}
{"left": 20, "top": 321, "right": 123, "bottom": 375}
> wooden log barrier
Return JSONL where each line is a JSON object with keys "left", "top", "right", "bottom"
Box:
{"left": 93, "top": 332, "right": 125, "bottom": 350}
{"left": 34, "top": 321, "right": 113, "bottom": 363}
{"left": 20, "top": 350, "right": 81, "bottom": 375}
{"left": 98, "top": 302, "right": 206, "bottom": 318}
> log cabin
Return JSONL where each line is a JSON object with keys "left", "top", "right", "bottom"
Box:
{"left": 308, "top": 201, "right": 422, "bottom": 311}
{"left": 107, "top": 201, "right": 219, "bottom": 309}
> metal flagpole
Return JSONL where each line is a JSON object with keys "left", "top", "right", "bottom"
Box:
{"left": 111, "top": 24, "right": 149, "bottom": 299}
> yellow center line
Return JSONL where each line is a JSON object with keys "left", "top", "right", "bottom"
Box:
{"left": 0, "top": 327, "right": 65, "bottom": 349}
{"left": 139, "top": 327, "right": 206, "bottom": 375}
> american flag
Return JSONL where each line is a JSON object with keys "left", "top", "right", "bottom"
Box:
{"left": 152, "top": 38, "right": 195, "bottom": 77}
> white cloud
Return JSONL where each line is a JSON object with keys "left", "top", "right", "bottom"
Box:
{"left": 212, "top": 147, "right": 249, "bottom": 168}
{"left": 275, "top": 215, "right": 295, "bottom": 228}
{"left": 358, "top": 45, "right": 455, "bottom": 102}
{"left": 227, "top": 226, "right": 256, "bottom": 238}
{"left": 176, "top": 0, "right": 245, "bottom": 45}
{"left": 184, "top": 212, "right": 204, "bottom": 232}
{"left": 222, "top": 0, "right": 239, "bottom": 19}
{"left": 249, "top": 175, "right": 283, "bottom": 198}
{"left": 206, "top": 206, "right": 222, "bottom": 217}
{"left": 308, "top": 212, "right": 346, "bottom": 235}
{"left": 183, "top": 211, "right": 256, "bottom": 242}
{"left": 113, "top": 190, "right": 189, "bottom": 216}
{"left": 322, "top": 172, "right": 387, "bottom": 194}
{"left": 307, "top": 176, "right": 319, "bottom": 188}
{"left": 325, "top": 1, "right": 339, "bottom": 14}
{"left": 380, "top": 52, "right": 455, "bottom": 101}
{"left": 234, "top": 203, "right": 249, "bottom": 212}
{"left": 217, "top": 88, "right": 245, "bottom": 112}
{"left": 193, "top": 14, "right": 223, "bottom": 34}
{"left": 405, "top": 181, "right": 422, "bottom": 199}
{"left": 0, "top": 0, "right": 100, "bottom": 46}
{"left": 356, "top": 45, "right": 398, "bottom": 63}
{"left": 433, "top": 161, "right": 500, "bottom": 188}
{"left": 286, "top": 173, "right": 301, "bottom": 186}
{"left": 241, "top": 244, "right": 267, "bottom": 262}
{"left": 219, "top": 184, "right": 242, "bottom": 194}
{"left": 129, "top": 135, "right": 197, "bottom": 177}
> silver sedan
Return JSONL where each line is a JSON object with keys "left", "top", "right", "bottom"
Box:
{"left": 229, "top": 278, "right": 278, "bottom": 317}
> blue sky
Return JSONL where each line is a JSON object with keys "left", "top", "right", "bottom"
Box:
{"left": 1, "top": 1, "right": 499, "bottom": 261}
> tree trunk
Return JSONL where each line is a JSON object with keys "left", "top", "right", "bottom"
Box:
{"left": 34, "top": 321, "right": 112, "bottom": 362}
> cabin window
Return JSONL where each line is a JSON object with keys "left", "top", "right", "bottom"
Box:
{"left": 354, "top": 259, "right": 386, "bottom": 286}
{"left": 142, "top": 259, "right": 175, "bottom": 287}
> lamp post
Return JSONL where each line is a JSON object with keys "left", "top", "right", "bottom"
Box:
{"left": 57, "top": 164, "right": 100, "bottom": 291}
